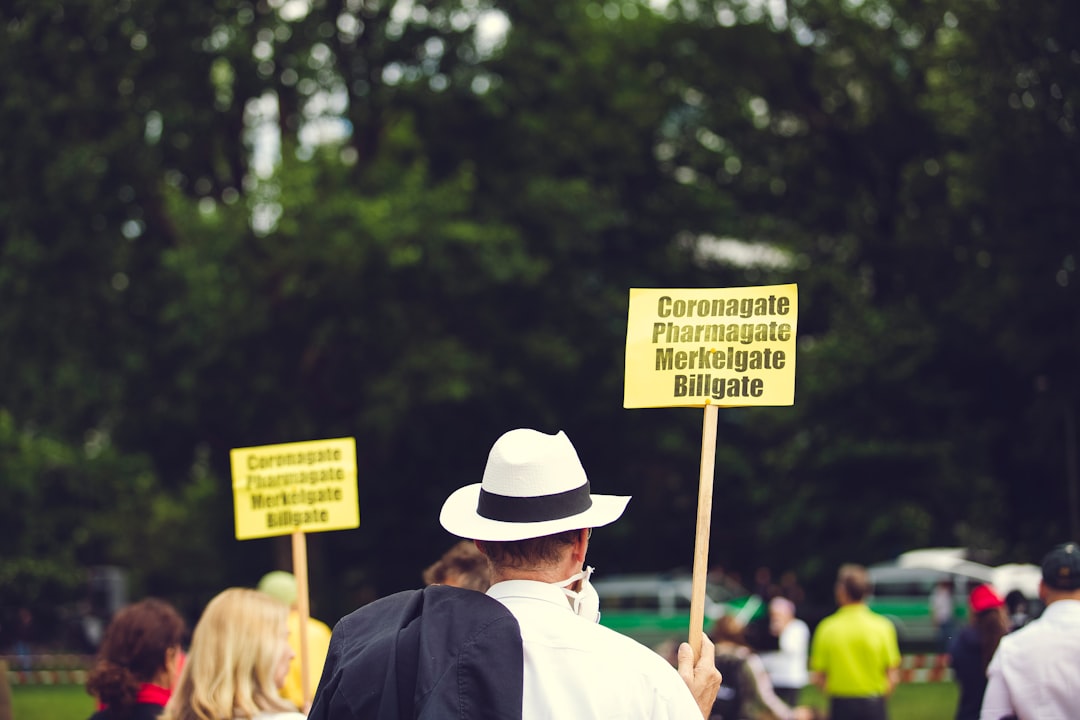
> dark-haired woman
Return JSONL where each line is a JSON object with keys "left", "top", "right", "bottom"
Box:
{"left": 948, "top": 584, "right": 1011, "bottom": 720}
{"left": 86, "top": 598, "right": 187, "bottom": 720}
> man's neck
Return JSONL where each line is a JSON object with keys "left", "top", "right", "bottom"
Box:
{"left": 1044, "top": 589, "right": 1080, "bottom": 606}
{"left": 492, "top": 566, "right": 571, "bottom": 585}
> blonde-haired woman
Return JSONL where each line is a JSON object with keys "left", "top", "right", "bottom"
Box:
{"left": 161, "top": 588, "right": 305, "bottom": 720}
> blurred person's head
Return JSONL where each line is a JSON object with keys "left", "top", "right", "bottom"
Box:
{"left": 256, "top": 570, "right": 298, "bottom": 609}
{"left": 969, "top": 584, "right": 1005, "bottom": 616}
{"left": 86, "top": 598, "right": 187, "bottom": 711}
{"left": 422, "top": 540, "right": 493, "bottom": 592}
{"left": 835, "top": 563, "right": 871, "bottom": 605}
{"left": 1004, "top": 589, "right": 1028, "bottom": 614}
{"left": 709, "top": 614, "right": 748, "bottom": 647}
{"left": 161, "top": 588, "right": 296, "bottom": 720}
{"left": 768, "top": 596, "right": 796, "bottom": 634}
{"left": 968, "top": 584, "right": 1009, "bottom": 672}
{"left": 1040, "top": 542, "right": 1080, "bottom": 602}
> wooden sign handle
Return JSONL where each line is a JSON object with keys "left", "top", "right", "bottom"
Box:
{"left": 292, "top": 530, "right": 312, "bottom": 708}
{"left": 688, "top": 403, "right": 718, "bottom": 658}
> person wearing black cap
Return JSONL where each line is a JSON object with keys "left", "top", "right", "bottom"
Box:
{"left": 979, "top": 542, "right": 1080, "bottom": 720}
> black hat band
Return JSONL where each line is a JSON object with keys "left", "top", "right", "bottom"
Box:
{"left": 478, "top": 483, "right": 593, "bottom": 523}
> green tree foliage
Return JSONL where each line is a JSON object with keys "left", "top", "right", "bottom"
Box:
{"left": 0, "top": 409, "right": 228, "bottom": 640}
{"left": 1, "top": 0, "right": 1078, "bottom": 629}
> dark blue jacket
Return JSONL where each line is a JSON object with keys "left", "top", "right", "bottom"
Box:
{"left": 949, "top": 625, "right": 986, "bottom": 720}
{"left": 308, "top": 585, "right": 523, "bottom": 720}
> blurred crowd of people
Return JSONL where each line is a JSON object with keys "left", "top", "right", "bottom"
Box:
{"left": 665, "top": 546, "right": 1080, "bottom": 720}
{"left": 959, "top": 542, "right": 1080, "bottom": 720}
{"left": 78, "top": 428, "right": 723, "bottom": 720}
{"left": 71, "top": 541, "right": 1080, "bottom": 720}
{"left": 58, "top": 427, "right": 1080, "bottom": 720}
{"left": 76, "top": 546, "right": 496, "bottom": 720}
{"left": 85, "top": 583, "right": 311, "bottom": 720}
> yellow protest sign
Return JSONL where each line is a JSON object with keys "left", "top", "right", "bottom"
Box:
{"left": 624, "top": 284, "right": 798, "bottom": 408}
{"left": 229, "top": 437, "right": 359, "bottom": 540}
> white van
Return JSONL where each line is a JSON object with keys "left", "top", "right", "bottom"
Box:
{"left": 591, "top": 573, "right": 761, "bottom": 648}
{"left": 867, "top": 548, "right": 1041, "bottom": 647}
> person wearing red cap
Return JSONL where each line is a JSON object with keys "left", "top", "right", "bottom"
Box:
{"left": 979, "top": 542, "right": 1080, "bottom": 720}
{"left": 947, "top": 584, "right": 1009, "bottom": 720}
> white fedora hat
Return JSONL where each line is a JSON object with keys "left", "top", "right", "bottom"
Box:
{"left": 440, "top": 429, "right": 631, "bottom": 542}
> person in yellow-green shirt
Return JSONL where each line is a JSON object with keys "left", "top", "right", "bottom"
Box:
{"left": 257, "top": 571, "right": 334, "bottom": 713}
{"left": 809, "top": 564, "right": 900, "bottom": 720}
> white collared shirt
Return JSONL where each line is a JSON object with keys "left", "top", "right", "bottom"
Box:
{"left": 487, "top": 580, "right": 703, "bottom": 720}
{"left": 760, "top": 618, "right": 810, "bottom": 689}
{"left": 980, "top": 598, "right": 1080, "bottom": 720}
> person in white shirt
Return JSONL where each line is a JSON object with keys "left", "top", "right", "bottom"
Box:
{"left": 979, "top": 541, "right": 1080, "bottom": 720}
{"left": 759, "top": 596, "right": 810, "bottom": 706}
{"left": 930, "top": 579, "right": 956, "bottom": 652}
{"left": 439, "top": 428, "right": 723, "bottom": 720}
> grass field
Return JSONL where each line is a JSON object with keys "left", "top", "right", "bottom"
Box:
{"left": 11, "top": 684, "right": 96, "bottom": 720}
{"left": 12, "top": 681, "right": 959, "bottom": 719}
{"left": 800, "top": 683, "right": 959, "bottom": 719}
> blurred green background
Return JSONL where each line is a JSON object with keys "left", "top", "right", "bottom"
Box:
{"left": 1, "top": 0, "right": 1078, "bottom": 648}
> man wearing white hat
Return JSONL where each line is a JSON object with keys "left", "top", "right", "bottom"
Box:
{"left": 441, "top": 428, "right": 722, "bottom": 720}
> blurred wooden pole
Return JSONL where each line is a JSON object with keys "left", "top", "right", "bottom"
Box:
{"left": 689, "top": 403, "right": 718, "bottom": 658}
{"left": 292, "top": 530, "right": 312, "bottom": 709}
